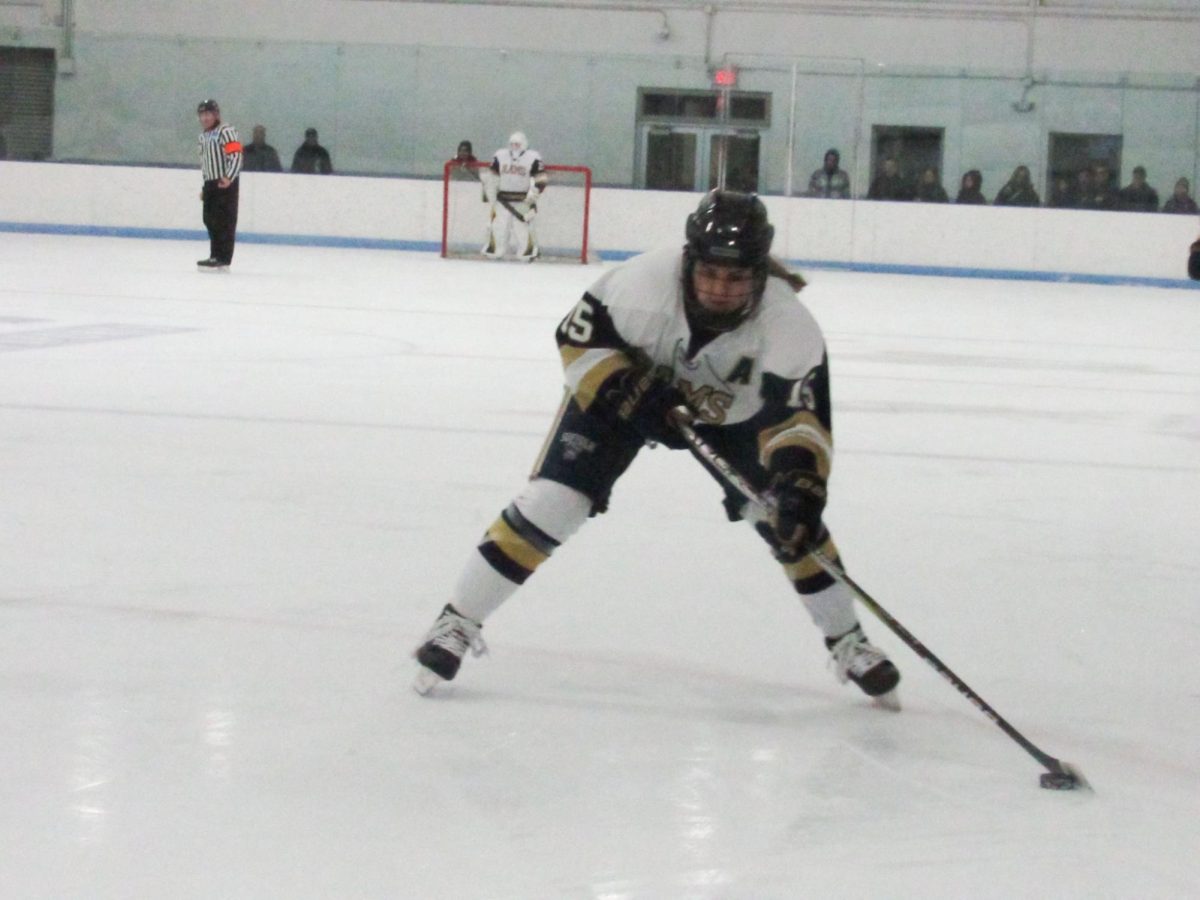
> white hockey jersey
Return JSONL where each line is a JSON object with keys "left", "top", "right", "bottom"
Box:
{"left": 490, "top": 146, "right": 545, "bottom": 195}
{"left": 556, "top": 247, "right": 834, "bottom": 477}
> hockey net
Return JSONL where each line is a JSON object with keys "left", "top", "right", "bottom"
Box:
{"left": 441, "top": 160, "right": 595, "bottom": 263}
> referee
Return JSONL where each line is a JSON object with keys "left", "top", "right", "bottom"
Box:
{"left": 196, "top": 99, "right": 242, "bottom": 270}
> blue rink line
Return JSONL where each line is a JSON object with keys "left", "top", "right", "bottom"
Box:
{"left": 0, "top": 221, "right": 441, "bottom": 253}
{"left": 3, "top": 220, "right": 1198, "bottom": 291}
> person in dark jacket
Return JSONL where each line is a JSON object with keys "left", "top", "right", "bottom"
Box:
{"left": 1117, "top": 166, "right": 1159, "bottom": 212}
{"left": 1079, "top": 164, "right": 1118, "bottom": 210}
{"left": 1072, "top": 169, "right": 1094, "bottom": 208}
{"left": 1047, "top": 175, "right": 1075, "bottom": 209}
{"left": 955, "top": 170, "right": 986, "bottom": 204}
{"left": 454, "top": 140, "right": 477, "bottom": 165}
{"left": 807, "top": 149, "right": 851, "bottom": 199}
{"left": 241, "top": 125, "right": 283, "bottom": 173}
{"left": 994, "top": 165, "right": 1040, "bottom": 207}
{"left": 1162, "top": 177, "right": 1199, "bottom": 215}
{"left": 867, "top": 158, "right": 910, "bottom": 201}
{"left": 291, "top": 128, "right": 334, "bottom": 175}
{"left": 913, "top": 167, "right": 948, "bottom": 203}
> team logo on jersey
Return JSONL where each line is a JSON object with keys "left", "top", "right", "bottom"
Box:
{"left": 677, "top": 379, "right": 734, "bottom": 425}
{"left": 560, "top": 431, "right": 597, "bottom": 461}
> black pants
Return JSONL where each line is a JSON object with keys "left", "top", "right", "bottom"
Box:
{"left": 202, "top": 179, "right": 239, "bottom": 264}
{"left": 531, "top": 393, "right": 839, "bottom": 593}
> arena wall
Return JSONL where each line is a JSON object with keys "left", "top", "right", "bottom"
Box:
{"left": 3, "top": 2, "right": 1200, "bottom": 197}
{"left": 1, "top": 160, "right": 1195, "bottom": 285}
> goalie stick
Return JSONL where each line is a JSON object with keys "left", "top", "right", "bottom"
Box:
{"left": 669, "top": 409, "right": 1091, "bottom": 792}
{"left": 458, "top": 163, "right": 533, "bottom": 223}
{"left": 497, "top": 195, "right": 535, "bottom": 225}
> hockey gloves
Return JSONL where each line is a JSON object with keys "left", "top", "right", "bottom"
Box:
{"left": 608, "top": 369, "right": 690, "bottom": 449}
{"left": 766, "top": 469, "right": 827, "bottom": 559}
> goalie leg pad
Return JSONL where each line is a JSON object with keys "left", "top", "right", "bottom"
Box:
{"left": 485, "top": 204, "right": 517, "bottom": 258}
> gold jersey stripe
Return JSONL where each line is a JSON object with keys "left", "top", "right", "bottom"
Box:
{"left": 559, "top": 345, "right": 587, "bottom": 367}
{"left": 758, "top": 411, "right": 833, "bottom": 478}
{"left": 484, "top": 516, "right": 550, "bottom": 572}
{"left": 572, "top": 351, "right": 632, "bottom": 412}
{"left": 782, "top": 535, "right": 840, "bottom": 583}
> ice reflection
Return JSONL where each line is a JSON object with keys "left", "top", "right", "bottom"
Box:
{"left": 71, "top": 691, "right": 112, "bottom": 846}
{"left": 590, "top": 879, "right": 635, "bottom": 900}
{"left": 674, "top": 744, "right": 731, "bottom": 896}
{"left": 203, "top": 706, "right": 235, "bottom": 779}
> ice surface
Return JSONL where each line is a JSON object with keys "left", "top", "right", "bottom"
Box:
{"left": 1, "top": 234, "right": 1198, "bottom": 898}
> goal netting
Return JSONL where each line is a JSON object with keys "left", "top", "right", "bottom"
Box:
{"left": 441, "top": 160, "right": 595, "bottom": 263}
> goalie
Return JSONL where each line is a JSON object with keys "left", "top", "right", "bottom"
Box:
{"left": 482, "top": 131, "right": 547, "bottom": 261}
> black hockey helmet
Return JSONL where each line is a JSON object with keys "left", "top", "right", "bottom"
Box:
{"left": 197, "top": 99, "right": 219, "bottom": 114}
{"left": 682, "top": 190, "right": 775, "bottom": 331}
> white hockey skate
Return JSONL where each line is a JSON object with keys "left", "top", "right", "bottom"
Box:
{"left": 412, "top": 604, "right": 487, "bottom": 695}
{"left": 827, "top": 626, "right": 901, "bottom": 711}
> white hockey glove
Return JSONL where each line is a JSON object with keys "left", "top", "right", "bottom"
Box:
{"left": 481, "top": 171, "right": 499, "bottom": 205}
{"left": 521, "top": 187, "right": 542, "bottom": 219}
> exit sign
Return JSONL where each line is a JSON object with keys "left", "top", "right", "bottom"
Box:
{"left": 713, "top": 67, "right": 737, "bottom": 87}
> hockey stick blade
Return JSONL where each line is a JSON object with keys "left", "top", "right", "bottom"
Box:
{"left": 1040, "top": 760, "right": 1091, "bottom": 792}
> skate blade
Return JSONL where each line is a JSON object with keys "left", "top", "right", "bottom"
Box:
{"left": 412, "top": 667, "right": 445, "bottom": 696}
{"left": 871, "top": 689, "right": 901, "bottom": 712}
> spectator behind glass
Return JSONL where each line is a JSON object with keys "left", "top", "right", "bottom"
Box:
{"left": 241, "top": 125, "right": 283, "bottom": 173}
{"left": 994, "top": 165, "right": 1040, "bottom": 207}
{"left": 1079, "top": 163, "right": 1118, "bottom": 210}
{"left": 1162, "top": 177, "right": 1199, "bottom": 215}
{"left": 806, "top": 148, "right": 851, "bottom": 199}
{"left": 1073, "top": 169, "right": 1094, "bottom": 208}
{"left": 1118, "top": 166, "right": 1160, "bottom": 212}
{"left": 455, "top": 140, "right": 477, "bottom": 165}
{"left": 867, "top": 158, "right": 911, "bottom": 201}
{"left": 1047, "top": 175, "right": 1074, "bottom": 208}
{"left": 913, "top": 167, "right": 948, "bottom": 203}
{"left": 955, "top": 169, "right": 986, "bottom": 204}
{"left": 291, "top": 127, "right": 334, "bottom": 175}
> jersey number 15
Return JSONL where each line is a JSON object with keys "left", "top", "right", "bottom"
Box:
{"left": 560, "top": 297, "right": 595, "bottom": 343}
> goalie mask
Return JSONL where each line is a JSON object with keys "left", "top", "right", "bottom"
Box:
{"left": 509, "top": 131, "right": 528, "bottom": 155}
{"left": 682, "top": 190, "right": 775, "bottom": 332}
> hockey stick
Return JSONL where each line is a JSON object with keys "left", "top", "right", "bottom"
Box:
{"left": 669, "top": 409, "right": 1091, "bottom": 792}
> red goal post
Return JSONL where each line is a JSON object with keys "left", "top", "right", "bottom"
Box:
{"left": 441, "top": 160, "right": 595, "bottom": 264}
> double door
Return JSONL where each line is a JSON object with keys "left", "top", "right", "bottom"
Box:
{"left": 640, "top": 126, "right": 760, "bottom": 193}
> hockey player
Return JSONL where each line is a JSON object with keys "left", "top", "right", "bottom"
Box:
{"left": 415, "top": 190, "right": 901, "bottom": 705}
{"left": 483, "top": 131, "right": 547, "bottom": 261}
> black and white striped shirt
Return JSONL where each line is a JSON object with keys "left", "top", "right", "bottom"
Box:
{"left": 198, "top": 123, "right": 243, "bottom": 182}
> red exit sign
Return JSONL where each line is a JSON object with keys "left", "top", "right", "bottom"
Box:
{"left": 713, "top": 67, "right": 738, "bottom": 87}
